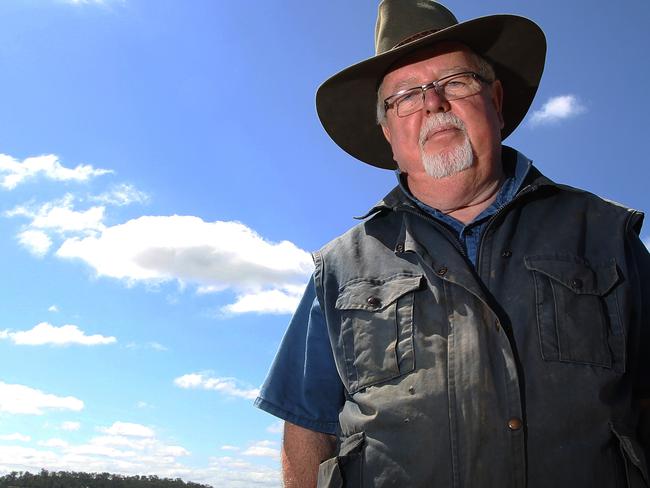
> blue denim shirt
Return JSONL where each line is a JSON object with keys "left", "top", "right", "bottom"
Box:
{"left": 255, "top": 154, "right": 531, "bottom": 434}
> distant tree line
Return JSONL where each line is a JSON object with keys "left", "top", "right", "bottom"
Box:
{"left": 0, "top": 470, "right": 213, "bottom": 488}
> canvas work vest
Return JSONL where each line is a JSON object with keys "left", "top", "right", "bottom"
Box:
{"left": 313, "top": 162, "right": 649, "bottom": 488}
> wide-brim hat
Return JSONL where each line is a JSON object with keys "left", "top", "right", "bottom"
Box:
{"left": 316, "top": 0, "right": 546, "bottom": 169}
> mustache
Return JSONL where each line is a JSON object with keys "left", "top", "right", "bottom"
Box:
{"left": 419, "top": 112, "right": 467, "bottom": 146}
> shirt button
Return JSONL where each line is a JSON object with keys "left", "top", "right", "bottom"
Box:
{"left": 508, "top": 418, "right": 523, "bottom": 431}
{"left": 572, "top": 278, "right": 583, "bottom": 290}
{"left": 367, "top": 296, "right": 382, "bottom": 308}
{"left": 501, "top": 250, "right": 512, "bottom": 258}
{"left": 436, "top": 266, "right": 448, "bottom": 276}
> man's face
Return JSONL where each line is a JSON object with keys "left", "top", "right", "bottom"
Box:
{"left": 379, "top": 43, "right": 504, "bottom": 179}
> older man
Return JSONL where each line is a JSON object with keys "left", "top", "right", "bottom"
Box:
{"left": 255, "top": 1, "right": 650, "bottom": 487}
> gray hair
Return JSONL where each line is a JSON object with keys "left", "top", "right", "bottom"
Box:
{"left": 376, "top": 50, "right": 497, "bottom": 125}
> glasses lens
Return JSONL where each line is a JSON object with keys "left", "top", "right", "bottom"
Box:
{"left": 396, "top": 89, "right": 422, "bottom": 117}
{"left": 441, "top": 74, "right": 481, "bottom": 100}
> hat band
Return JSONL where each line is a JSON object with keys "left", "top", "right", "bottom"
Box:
{"left": 392, "top": 29, "right": 440, "bottom": 50}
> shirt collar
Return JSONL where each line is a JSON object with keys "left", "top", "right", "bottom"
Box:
{"left": 395, "top": 146, "right": 532, "bottom": 231}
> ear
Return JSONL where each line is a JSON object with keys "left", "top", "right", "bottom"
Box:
{"left": 490, "top": 79, "right": 505, "bottom": 129}
{"left": 381, "top": 122, "right": 392, "bottom": 143}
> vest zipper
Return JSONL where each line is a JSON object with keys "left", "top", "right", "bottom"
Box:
{"left": 475, "top": 184, "right": 539, "bottom": 273}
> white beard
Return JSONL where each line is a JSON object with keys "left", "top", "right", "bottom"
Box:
{"left": 419, "top": 113, "right": 474, "bottom": 179}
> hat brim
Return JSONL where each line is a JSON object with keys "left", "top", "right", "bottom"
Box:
{"left": 316, "top": 15, "right": 546, "bottom": 169}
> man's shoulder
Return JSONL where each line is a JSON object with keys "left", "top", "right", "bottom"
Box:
{"left": 527, "top": 165, "right": 643, "bottom": 226}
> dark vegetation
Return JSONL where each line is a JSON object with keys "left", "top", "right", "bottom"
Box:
{"left": 0, "top": 470, "right": 213, "bottom": 488}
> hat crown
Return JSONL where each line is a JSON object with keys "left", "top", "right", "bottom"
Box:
{"left": 375, "top": 0, "right": 458, "bottom": 54}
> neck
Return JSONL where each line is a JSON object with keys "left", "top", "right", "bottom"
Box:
{"left": 406, "top": 156, "right": 504, "bottom": 225}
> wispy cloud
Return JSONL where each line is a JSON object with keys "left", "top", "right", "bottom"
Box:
{"left": 266, "top": 421, "right": 283, "bottom": 435}
{"left": 99, "top": 421, "right": 155, "bottom": 438}
{"left": 91, "top": 183, "right": 149, "bottom": 207}
{"left": 0, "top": 154, "right": 111, "bottom": 190}
{"left": 7, "top": 194, "right": 106, "bottom": 236}
{"left": 0, "top": 322, "right": 116, "bottom": 346}
{"left": 0, "top": 433, "right": 31, "bottom": 442}
{"left": 48, "top": 305, "right": 60, "bottom": 313}
{"left": 529, "top": 95, "right": 586, "bottom": 126}
{"left": 241, "top": 440, "right": 280, "bottom": 460}
{"left": 0, "top": 381, "right": 84, "bottom": 415}
{"left": 61, "top": 421, "right": 81, "bottom": 431}
{"left": 61, "top": 0, "right": 125, "bottom": 5}
{"left": 56, "top": 216, "right": 313, "bottom": 314}
{"left": 38, "top": 438, "right": 69, "bottom": 448}
{"left": 174, "top": 373, "right": 260, "bottom": 401}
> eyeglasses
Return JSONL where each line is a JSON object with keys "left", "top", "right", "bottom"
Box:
{"left": 383, "top": 71, "right": 491, "bottom": 118}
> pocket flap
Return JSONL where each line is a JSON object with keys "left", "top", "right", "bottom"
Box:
{"left": 335, "top": 274, "right": 423, "bottom": 311}
{"left": 338, "top": 431, "right": 365, "bottom": 459}
{"left": 524, "top": 255, "right": 618, "bottom": 295}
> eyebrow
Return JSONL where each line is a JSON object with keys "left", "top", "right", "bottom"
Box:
{"left": 390, "top": 66, "right": 472, "bottom": 93}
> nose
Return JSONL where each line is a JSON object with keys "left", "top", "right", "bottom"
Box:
{"left": 423, "top": 87, "right": 450, "bottom": 114}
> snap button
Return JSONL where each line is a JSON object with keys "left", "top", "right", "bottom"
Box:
{"left": 572, "top": 278, "right": 583, "bottom": 289}
{"left": 436, "top": 266, "right": 448, "bottom": 276}
{"left": 501, "top": 250, "right": 512, "bottom": 258}
{"left": 367, "top": 296, "right": 382, "bottom": 308}
{"left": 395, "top": 243, "right": 404, "bottom": 253}
{"left": 507, "top": 418, "right": 523, "bottom": 431}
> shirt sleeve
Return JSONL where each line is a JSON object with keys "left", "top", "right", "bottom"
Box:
{"left": 254, "top": 275, "right": 344, "bottom": 435}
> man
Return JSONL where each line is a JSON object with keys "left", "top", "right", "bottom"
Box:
{"left": 255, "top": 1, "right": 650, "bottom": 487}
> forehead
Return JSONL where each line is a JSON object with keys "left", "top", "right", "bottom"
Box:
{"left": 381, "top": 42, "right": 478, "bottom": 91}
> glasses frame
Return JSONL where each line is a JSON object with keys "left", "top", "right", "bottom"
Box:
{"left": 383, "top": 71, "right": 491, "bottom": 118}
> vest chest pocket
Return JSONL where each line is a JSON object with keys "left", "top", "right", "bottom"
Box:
{"left": 524, "top": 255, "right": 622, "bottom": 369}
{"left": 335, "top": 274, "right": 422, "bottom": 394}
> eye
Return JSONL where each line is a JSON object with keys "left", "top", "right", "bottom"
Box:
{"left": 397, "top": 89, "right": 420, "bottom": 106}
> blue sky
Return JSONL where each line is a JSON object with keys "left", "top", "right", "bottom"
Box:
{"left": 0, "top": 0, "right": 648, "bottom": 486}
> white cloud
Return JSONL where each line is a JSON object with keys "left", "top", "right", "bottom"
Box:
{"left": 0, "top": 440, "right": 278, "bottom": 488}
{"left": 91, "top": 183, "right": 149, "bottom": 207}
{"left": 99, "top": 421, "right": 155, "bottom": 438}
{"left": 0, "top": 381, "right": 84, "bottom": 415}
{"left": 38, "top": 438, "right": 69, "bottom": 448}
{"left": 0, "top": 154, "right": 111, "bottom": 190}
{"left": 56, "top": 216, "right": 313, "bottom": 314}
{"left": 221, "top": 286, "right": 304, "bottom": 315}
{"left": 48, "top": 305, "right": 60, "bottom": 313}
{"left": 1, "top": 322, "right": 116, "bottom": 346}
{"left": 7, "top": 194, "right": 105, "bottom": 236}
{"left": 174, "top": 373, "right": 260, "bottom": 401}
{"left": 242, "top": 440, "right": 280, "bottom": 460}
{"left": 136, "top": 401, "right": 150, "bottom": 409}
{"left": 530, "top": 95, "right": 586, "bottom": 125}
{"left": 0, "top": 433, "right": 31, "bottom": 442}
{"left": 220, "top": 445, "right": 241, "bottom": 452}
{"left": 17, "top": 229, "right": 52, "bottom": 257}
{"left": 61, "top": 421, "right": 81, "bottom": 431}
{"left": 196, "top": 456, "right": 281, "bottom": 488}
